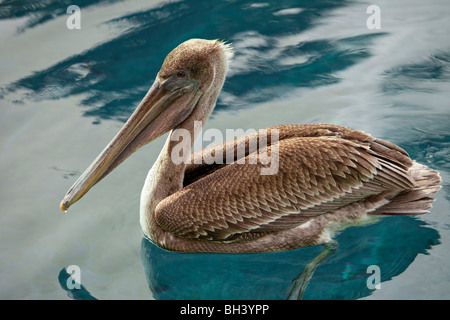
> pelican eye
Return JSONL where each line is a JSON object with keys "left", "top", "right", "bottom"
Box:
{"left": 177, "top": 70, "right": 186, "bottom": 78}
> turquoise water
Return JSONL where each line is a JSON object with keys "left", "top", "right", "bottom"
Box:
{"left": 1, "top": 0, "right": 449, "bottom": 299}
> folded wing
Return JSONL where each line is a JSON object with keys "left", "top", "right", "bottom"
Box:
{"left": 155, "top": 124, "right": 416, "bottom": 241}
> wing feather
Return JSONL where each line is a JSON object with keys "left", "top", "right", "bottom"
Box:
{"left": 155, "top": 124, "right": 415, "bottom": 241}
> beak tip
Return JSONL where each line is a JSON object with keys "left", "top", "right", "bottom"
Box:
{"left": 60, "top": 199, "right": 69, "bottom": 213}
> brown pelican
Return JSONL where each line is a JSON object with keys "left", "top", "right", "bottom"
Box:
{"left": 60, "top": 39, "right": 441, "bottom": 256}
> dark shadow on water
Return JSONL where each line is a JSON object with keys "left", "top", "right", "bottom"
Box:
{"left": 0, "top": 0, "right": 125, "bottom": 32}
{"left": 58, "top": 267, "right": 98, "bottom": 300}
{"left": 382, "top": 50, "right": 450, "bottom": 94}
{"left": 141, "top": 216, "right": 439, "bottom": 300}
{"left": 1, "top": 0, "right": 386, "bottom": 123}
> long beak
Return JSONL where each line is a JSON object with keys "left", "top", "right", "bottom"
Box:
{"left": 60, "top": 77, "right": 200, "bottom": 212}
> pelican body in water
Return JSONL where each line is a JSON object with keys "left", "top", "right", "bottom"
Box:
{"left": 60, "top": 39, "right": 441, "bottom": 255}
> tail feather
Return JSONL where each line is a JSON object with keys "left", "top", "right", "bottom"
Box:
{"left": 369, "top": 161, "right": 441, "bottom": 216}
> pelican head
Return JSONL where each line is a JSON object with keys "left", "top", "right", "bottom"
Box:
{"left": 60, "top": 39, "right": 233, "bottom": 212}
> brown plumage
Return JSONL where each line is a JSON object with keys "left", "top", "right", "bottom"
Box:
{"left": 60, "top": 39, "right": 441, "bottom": 254}
{"left": 151, "top": 123, "right": 440, "bottom": 252}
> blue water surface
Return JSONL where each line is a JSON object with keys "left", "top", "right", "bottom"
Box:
{"left": 0, "top": 0, "right": 449, "bottom": 300}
